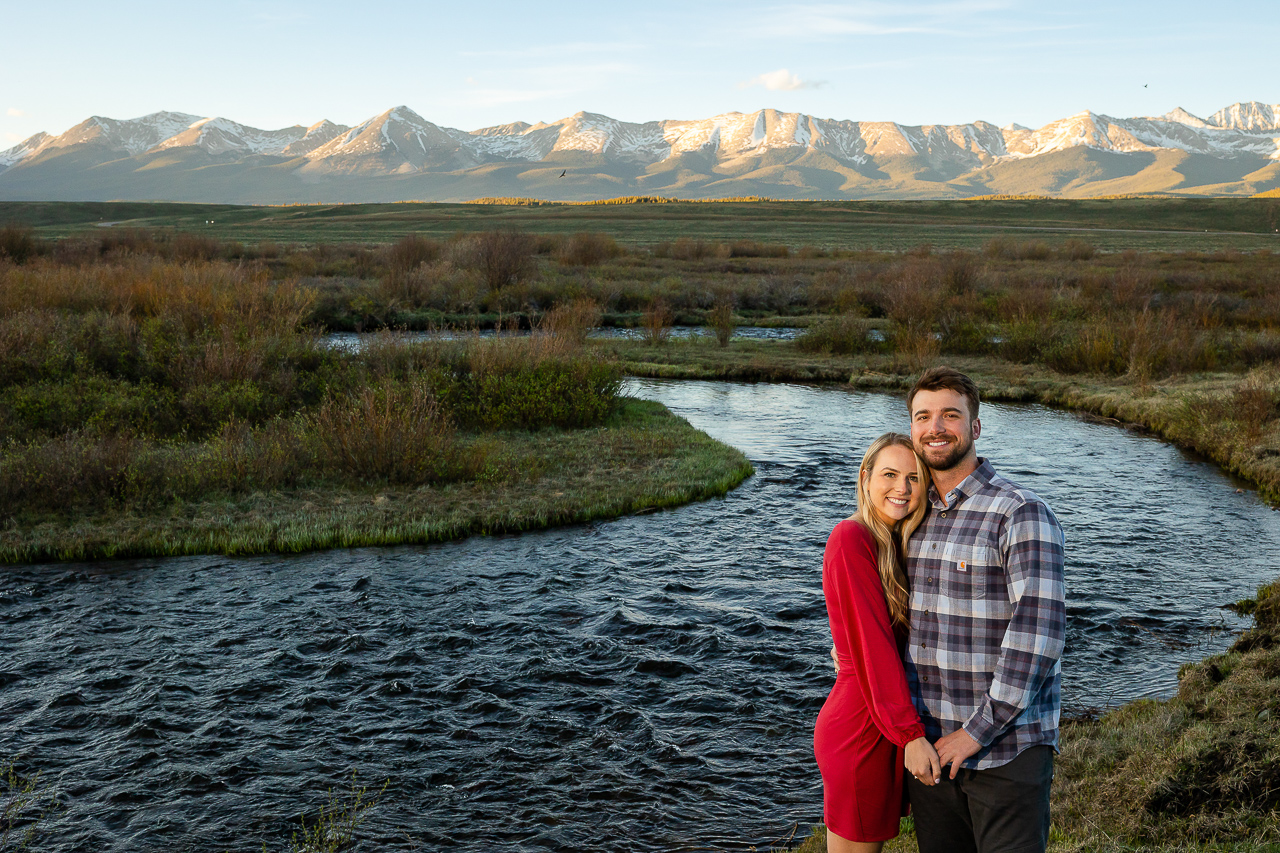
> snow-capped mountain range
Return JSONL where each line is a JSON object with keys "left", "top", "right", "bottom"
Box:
{"left": 3, "top": 102, "right": 1279, "bottom": 202}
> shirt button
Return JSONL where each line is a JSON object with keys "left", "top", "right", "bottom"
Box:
{"left": 922, "top": 676, "right": 929, "bottom": 683}
{"left": 928, "top": 577, "right": 934, "bottom": 583}
{"left": 931, "top": 544, "right": 937, "bottom": 550}
{"left": 940, "top": 512, "right": 947, "bottom": 518}
{"left": 919, "top": 642, "right": 926, "bottom": 648}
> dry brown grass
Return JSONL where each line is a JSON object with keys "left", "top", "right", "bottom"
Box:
{"left": 0, "top": 258, "right": 315, "bottom": 332}
{"left": 708, "top": 299, "right": 736, "bottom": 347}
{"left": 540, "top": 298, "right": 602, "bottom": 346}
{"left": 641, "top": 298, "right": 675, "bottom": 346}
{"left": 556, "top": 232, "right": 621, "bottom": 266}
{"left": 311, "top": 380, "right": 466, "bottom": 485}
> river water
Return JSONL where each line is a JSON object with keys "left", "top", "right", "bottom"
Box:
{"left": 325, "top": 326, "right": 804, "bottom": 351}
{"left": 2, "top": 380, "right": 1277, "bottom": 851}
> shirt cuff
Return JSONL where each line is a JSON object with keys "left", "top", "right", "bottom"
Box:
{"left": 962, "top": 703, "right": 1002, "bottom": 747}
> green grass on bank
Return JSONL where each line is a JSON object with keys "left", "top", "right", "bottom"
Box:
{"left": 4, "top": 198, "right": 1280, "bottom": 252}
{"left": 0, "top": 398, "right": 753, "bottom": 563}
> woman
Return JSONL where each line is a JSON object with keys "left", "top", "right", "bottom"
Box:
{"left": 814, "top": 433, "right": 942, "bottom": 853}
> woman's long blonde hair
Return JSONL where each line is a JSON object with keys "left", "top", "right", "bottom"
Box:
{"left": 852, "top": 432, "right": 930, "bottom": 630}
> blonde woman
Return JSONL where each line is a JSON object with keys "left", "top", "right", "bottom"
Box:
{"left": 814, "top": 433, "right": 942, "bottom": 853}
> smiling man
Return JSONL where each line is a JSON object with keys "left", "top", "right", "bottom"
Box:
{"left": 902, "top": 366, "right": 1066, "bottom": 853}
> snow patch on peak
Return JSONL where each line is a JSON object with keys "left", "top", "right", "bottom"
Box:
{"left": 0, "top": 132, "right": 52, "bottom": 169}
{"left": 1162, "top": 107, "right": 1209, "bottom": 128}
{"left": 1210, "top": 102, "right": 1280, "bottom": 132}
{"left": 152, "top": 117, "right": 311, "bottom": 156}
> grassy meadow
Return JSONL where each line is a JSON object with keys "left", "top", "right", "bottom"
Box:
{"left": 3, "top": 197, "right": 1280, "bottom": 251}
{"left": 2, "top": 199, "right": 1280, "bottom": 851}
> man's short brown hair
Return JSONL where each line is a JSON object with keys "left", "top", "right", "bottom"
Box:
{"left": 907, "top": 366, "right": 981, "bottom": 420}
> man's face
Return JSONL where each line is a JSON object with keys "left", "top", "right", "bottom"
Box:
{"left": 910, "top": 388, "right": 980, "bottom": 473}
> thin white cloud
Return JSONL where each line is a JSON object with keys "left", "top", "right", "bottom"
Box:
{"left": 740, "top": 69, "right": 825, "bottom": 91}
{"left": 6, "top": 108, "right": 25, "bottom": 118}
{"left": 3, "top": 132, "right": 21, "bottom": 143}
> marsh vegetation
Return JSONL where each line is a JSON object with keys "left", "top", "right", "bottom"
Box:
{"left": 0, "top": 231, "right": 753, "bottom": 561}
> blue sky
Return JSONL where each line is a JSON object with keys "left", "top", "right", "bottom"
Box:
{"left": 3, "top": 0, "right": 1277, "bottom": 146}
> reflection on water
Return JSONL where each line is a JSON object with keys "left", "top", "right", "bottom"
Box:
{"left": 1, "top": 380, "right": 1276, "bottom": 851}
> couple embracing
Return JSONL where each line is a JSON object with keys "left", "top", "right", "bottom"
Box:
{"left": 814, "top": 367, "right": 1066, "bottom": 853}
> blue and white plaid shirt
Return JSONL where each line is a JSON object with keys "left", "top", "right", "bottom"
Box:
{"left": 904, "top": 458, "right": 1065, "bottom": 770}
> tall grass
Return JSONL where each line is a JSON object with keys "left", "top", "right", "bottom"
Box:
{"left": 8, "top": 230, "right": 1280, "bottom": 381}
{"left": 708, "top": 299, "right": 736, "bottom": 347}
{"left": 0, "top": 258, "right": 623, "bottom": 518}
{"left": 641, "top": 299, "right": 674, "bottom": 346}
{"left": 311, "top": 380, "right": 466, "bottom": 484}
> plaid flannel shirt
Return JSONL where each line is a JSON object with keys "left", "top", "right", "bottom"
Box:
{"left": 904, "top": 458, "right": 1065, "bottom": 770}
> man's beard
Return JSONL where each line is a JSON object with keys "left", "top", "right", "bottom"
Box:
{"left": 917, "top": 433, "right": 972, "bottom": 472}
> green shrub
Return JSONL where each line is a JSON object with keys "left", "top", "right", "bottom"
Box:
{"left": 557, "top": 232, "right": 621, "bottom": 266}
{"left": 0, "top": 376, "right": 179, "bottom": 440}
{"left": 1042, "top": 323, "right": 1126, "bottom": 375}
{"left": 385, "top": 234, "right": 440, "bottom": 272}
{"left": 796, "top": 314, "right": 886, "bottom": 354}
{"left": 0, "top": 225, "right": 42, "bottom": 263}
{"left": 1058, "top": 239, "right": 1097, "bottom": 261}
{"left": 433, "top": 357, "right": 622, "bottom": 430}
{"left": 310, "top": 380, "right": 467, "bottom": 485}
{"left": 452, "top": 231, "right": 538, "bottom": 289}
{"left": 728, "top": 240, "right": 789, "bottom": 259}
{"left": 708, "top": 300, "right": 736, "bottom": 347}
{"left": 540, "top": 298, "right": 602, "bottom": 346}
{"left": 0, "top": 431, "right": 142, "bottom": 512}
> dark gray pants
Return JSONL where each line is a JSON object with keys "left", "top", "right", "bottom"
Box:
{"left": 907, "top": 745, "right": 1053, "bottom": 853}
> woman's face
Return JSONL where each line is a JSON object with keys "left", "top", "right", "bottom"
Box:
{"left": 864, "top": 444, "right": 922, "bottom": 526}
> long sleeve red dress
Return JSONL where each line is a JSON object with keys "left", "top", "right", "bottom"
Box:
{"left": 813, "top": 519, "right": 926, "bottom": 842}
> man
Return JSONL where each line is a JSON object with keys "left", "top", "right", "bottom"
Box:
{"left": 903, "top": 366, "right": 1065, "bottom": 853}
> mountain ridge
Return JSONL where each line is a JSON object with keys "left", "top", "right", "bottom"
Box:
{"left": 2, "top": 101, "right": 1278, "bottom": 202}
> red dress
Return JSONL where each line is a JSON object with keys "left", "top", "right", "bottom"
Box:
{"left": 813, "top": 519, "right": 926, "bottom": 842}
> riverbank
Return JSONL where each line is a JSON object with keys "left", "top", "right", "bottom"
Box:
{"left": 604, "top": 339, "right": 1280, "bottom": 506}
{"left": 0, "top": 398, "right": 752, "bottom": 563}
{"left": 788, "top": 576, "right": 1280, "bottom": 853}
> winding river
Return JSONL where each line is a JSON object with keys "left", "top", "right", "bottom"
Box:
{"left": 1, "top": 380, "right": 1277, "bottom": 851}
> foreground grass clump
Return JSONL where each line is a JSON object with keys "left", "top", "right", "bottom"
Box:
{"left": 1047, "top": 577, "right": 1280, "bottom": 852}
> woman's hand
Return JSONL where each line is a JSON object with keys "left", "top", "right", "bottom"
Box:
{"left": 830, "top": 645, "right": 839, "bottom": 674}
{"left": 904, "top": 737, "right": 941, "bottom": 786}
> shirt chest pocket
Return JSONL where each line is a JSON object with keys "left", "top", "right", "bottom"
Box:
{"left": 939, "top": 542, "right": 1003, "bottom": 600}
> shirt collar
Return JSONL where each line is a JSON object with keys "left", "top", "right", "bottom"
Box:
{"left": 928, "top": 457, "right": 994, "bottom": 510}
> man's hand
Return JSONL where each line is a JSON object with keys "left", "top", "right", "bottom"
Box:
{"left": 934, "top": 729, "right": 982, "bottom": 779}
